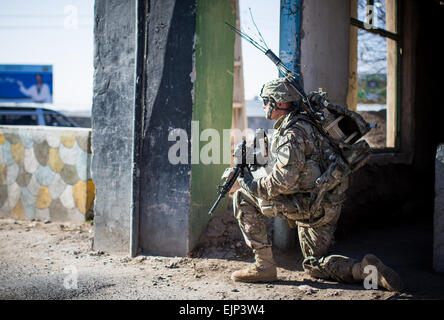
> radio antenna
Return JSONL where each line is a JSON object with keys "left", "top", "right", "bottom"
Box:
{"left": 248, "top": 8, "right": 270, "bottom": 51}
{"left": 225, "top": 22, "right": 267, "bottom": 53}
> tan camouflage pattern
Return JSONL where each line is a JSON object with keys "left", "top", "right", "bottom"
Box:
{"left": 233, "top": 188, "right": 270, "bottom": 249}
{"left": 297, "top": 208, "right": 357, "bottom": 283}
{"left": 257, "top": 113, "right": 321, "bottom": 199}
{"left": 233, "top": 111, "right": 359, "bottom": 284}
{"left": 260, "top": 78, "right": 301, "bottom": 103}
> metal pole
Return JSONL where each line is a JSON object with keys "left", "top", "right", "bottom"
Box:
{"left": 279, "top": 0, "right": 302, "bottom": 81}
{"left": 272, "top": 0, "right": 302, "bottom": 249}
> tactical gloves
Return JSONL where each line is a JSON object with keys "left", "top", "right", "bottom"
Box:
{"left": 237, "top": 167, "right": 259, "bottom": 197}
{"left": 233, "top": 141, "right": 259, "bottom": 196}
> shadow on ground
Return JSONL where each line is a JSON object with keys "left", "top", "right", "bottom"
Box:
{"left": 194, "top": 194, "right": 444, "bottom": 299}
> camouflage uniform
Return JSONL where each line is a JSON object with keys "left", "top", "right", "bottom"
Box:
{"left": 232, "top": 78, "right": 403, "bottom": 291}
{"left": 233, "top": 110, "right": 358, "bottom": 283}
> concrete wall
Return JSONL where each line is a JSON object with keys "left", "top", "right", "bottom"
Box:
{"left": 434, "top": 144, "right": 444, "bottom": 272}
{"left": 300, "top": 0, "right": 351, "bottom": 107}
{"left": 413, "top": 0, "right": 444, "bottom": 272}
{"left": 92, "top": 0, "right": 136, "bottom": 252}
{"left": 0, "top": 126, "right": 93, "bottom": 222}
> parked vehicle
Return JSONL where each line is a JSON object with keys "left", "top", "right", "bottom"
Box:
{"left": 0, "top": 104, "right": 79, "bottom": 127}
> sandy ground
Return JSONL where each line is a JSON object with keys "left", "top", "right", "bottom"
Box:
{"left": 1, "top": 201, "right": 443, "bottom": 301}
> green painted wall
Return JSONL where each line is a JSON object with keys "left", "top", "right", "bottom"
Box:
{"left": 190, "top": 0, "right": 236, "bottom": 250}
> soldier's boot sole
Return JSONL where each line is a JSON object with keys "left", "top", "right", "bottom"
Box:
{"left": 362, "top": 254, "right": 404, "bottom": 292}
{"left": 231, "top": 266, "right": 277, "bottom": 283}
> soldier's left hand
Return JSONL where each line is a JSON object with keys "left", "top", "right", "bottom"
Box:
{"left": 237, "top": 167, "right": 259, "bottom": 197}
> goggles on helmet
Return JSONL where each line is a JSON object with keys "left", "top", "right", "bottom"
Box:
{"left": 262, "top": 97, "right": 276, "bottom": 108}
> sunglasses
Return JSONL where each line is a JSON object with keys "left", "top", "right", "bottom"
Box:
{"left": 262, "top": 97, "right": 276, "bottom": 107}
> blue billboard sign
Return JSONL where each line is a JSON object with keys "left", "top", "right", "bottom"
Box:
{"left": 0, "top": 64, "right": 53, "bottom": 103}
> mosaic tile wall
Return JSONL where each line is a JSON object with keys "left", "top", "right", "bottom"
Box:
{"left": 0, "top": 126, "right": 94, "bottom": 222}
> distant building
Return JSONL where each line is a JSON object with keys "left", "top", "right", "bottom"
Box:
{"left": 358, "top": 73, "right": 387, "bottom": 104}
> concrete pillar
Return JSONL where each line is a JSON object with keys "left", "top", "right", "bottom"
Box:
{"left": 92, "top": 0, "right": 235, "bottom": 256}
{"left": 300, "top": 0, "right": 351, "bottom": 107}
{"left": 434, "top": 144, "right": 444, "bottom": 273}
{"left": 137, "top": 0, "right": 235, "bottom": 256}
{"left": 92, "top": 0, "right": 136, "bottom": 253}
{"left": 136, "top": 0, "right": 196, "bottom": 257}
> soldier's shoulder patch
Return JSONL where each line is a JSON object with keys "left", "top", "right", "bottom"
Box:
{"left": 277, "top": 144, "right": 291, "bottom": 166}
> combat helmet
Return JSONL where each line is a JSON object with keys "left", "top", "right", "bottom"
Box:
{"left": 260, "top": 77, "right": 301, "bottom": 103}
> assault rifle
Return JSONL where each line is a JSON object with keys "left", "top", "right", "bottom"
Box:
{"left": 208, "top": 129, "right": 269, "bottom": 216}
{"left": 208, "top": 140, "right": 246, "bottom": 216}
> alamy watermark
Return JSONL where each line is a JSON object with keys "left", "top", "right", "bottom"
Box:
{"left": 363, "top": 264, "right": 378, "bottom": 290}
{"left": 167, "top": 121, "right": 276, "bottom": 165}
{"left": 64, "top": 5, "right": 78, "bottom": 30}
{"left": 363, "top": 5, "right": 378, "bottom": 30}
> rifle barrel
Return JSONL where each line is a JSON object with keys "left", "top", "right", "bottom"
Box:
{"left": 208, "top": 194, "right": 224, "bottom": 216}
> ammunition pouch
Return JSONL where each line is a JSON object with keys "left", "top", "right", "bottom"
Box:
{"left": 282, "top": 155, "right": 355, "bottom": 228}
{"left": 282, "top": 191, "right": 338, "bottom": 229}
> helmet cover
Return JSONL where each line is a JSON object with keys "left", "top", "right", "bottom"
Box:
{"left": 260, "top": 78, "right": 301, "bottom": 103}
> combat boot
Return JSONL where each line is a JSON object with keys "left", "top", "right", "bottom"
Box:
{"left": 352, "top": 254, "right": 404, "bottom": 292}
{"left": 231, "top": 247, "right": 277, "bottom": 283}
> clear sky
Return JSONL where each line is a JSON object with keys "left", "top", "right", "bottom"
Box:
{"left": 239, "top": 0, "right": 280, "bottom": 100}
{"left": 0, "top": 0, "right": 279, "bottom": 112}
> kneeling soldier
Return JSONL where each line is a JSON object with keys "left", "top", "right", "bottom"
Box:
{"left": 231, "top": 78, "right": 403, "bottom": 292}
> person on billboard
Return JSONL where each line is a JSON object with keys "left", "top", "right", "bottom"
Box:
{"left": 17, "top": 73, "right": 51, "bottom": 103}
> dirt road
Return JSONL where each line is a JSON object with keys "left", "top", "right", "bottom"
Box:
{"left": 0, "top": 211, "right": 443, "bottom": 300}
